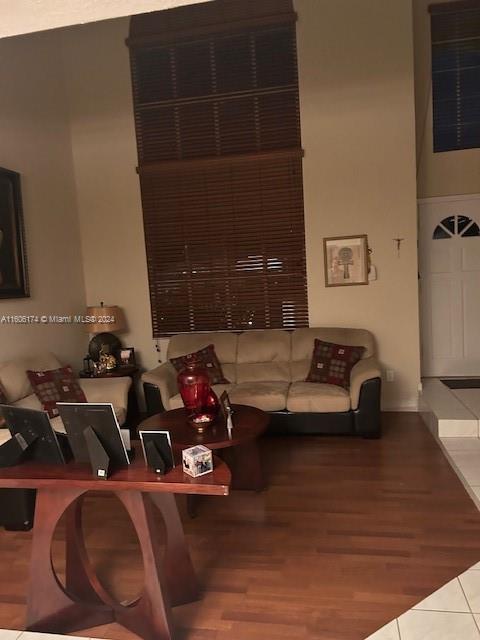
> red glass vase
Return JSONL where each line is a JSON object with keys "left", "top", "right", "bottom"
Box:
{"left": 177, "top": 357, "right": 219, "bottom": 431}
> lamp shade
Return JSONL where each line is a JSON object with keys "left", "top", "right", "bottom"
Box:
{"left": 85, "top": 305, "right": 126, "bottom": 334}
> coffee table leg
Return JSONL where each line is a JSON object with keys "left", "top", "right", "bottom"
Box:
{"left": 228, "top": 440, "right": 265, "bottom": 491}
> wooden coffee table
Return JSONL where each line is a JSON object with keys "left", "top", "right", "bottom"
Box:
{"left": 139, "top": 404, "right": 269, "bottom": 491}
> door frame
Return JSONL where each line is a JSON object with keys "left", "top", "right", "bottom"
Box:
{"left": 418, "top": 192, "right": 480, "bottom": 377}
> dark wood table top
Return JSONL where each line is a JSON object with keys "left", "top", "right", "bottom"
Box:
{"left": 138, "top": 404, "right": 269, "bottom": 450}
{"left": 0, "top": 443, "right": 230, "bottom": 496}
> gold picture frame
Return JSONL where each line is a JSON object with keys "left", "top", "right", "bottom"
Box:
{"left": 323, "top": 235, "right": 369, "bottom": 287}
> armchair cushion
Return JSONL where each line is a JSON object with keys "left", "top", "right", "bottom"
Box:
{"left": 0, "top": 352, "right": 61, "bottom": 403}
{"left": 78, "top": 377, "right": 131, "bottom": 420}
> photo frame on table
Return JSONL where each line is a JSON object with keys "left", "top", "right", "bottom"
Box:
{"left": 219, "top": 391, "right": 232, "bottom": 420}
{"left": 0, "top": 167, "right": 29, "bottom": 299}
{"left": 119, "top": 347, "right": 136, "bottom": 366}
{"left": 323, "top": 235, "right": 369, "bottom": 287}
{"left": 139, "top": 430, "right": 174, "bottom": 474}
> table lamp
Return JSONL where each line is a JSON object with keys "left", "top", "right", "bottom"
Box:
{"left": 85, "top": 302, "right": 127, "bottom": 365}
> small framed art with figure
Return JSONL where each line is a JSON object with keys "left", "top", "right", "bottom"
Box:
{"left": 323, "top": 235, "right": 369, "bottom": 287}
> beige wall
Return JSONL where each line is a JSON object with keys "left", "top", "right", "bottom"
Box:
{"left": 0, "top": 31, "right": 86, "bottom": 366}
{"left": 296, "top": 0, "right": 420, "bottom": 409}
{"left": 60, "top": 1, "right": 421, "bottom": 408}
{"left": 61, "top": 19, "right": 157, "bottom": 372}
{"left": 0, "top": 0, "right": 212, "bottom": 39}
{"left": 414, "top": 0, "right": 480, "bottom": 198}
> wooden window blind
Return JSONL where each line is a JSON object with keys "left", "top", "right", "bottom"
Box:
{"left": 128, "top": 0, "right": 308, "bottom": 336}
{"left": 430, "top": 0, "right": 480, "bottom": 152}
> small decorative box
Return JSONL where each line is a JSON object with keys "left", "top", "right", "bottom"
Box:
{"left": 182, "top": 445, "right": 213, "bottom": 478}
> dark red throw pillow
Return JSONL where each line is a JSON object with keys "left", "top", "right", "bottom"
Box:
{"left": 170, "top": 344, "right": 229, "bottom": 385}
{"left": 27, "top": 366, "right": 87, "bottom": 418}
{"left": 306, "top": 339, "right": 365, "bottom": 390}
{"left": 0, "top": 383, "right": 7, "bottom": 405}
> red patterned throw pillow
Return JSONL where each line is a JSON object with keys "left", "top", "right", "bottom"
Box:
{"left": 306, "top": 339, "right": 365, "bottom": 390}
{"left": 170, "top": 344, "right": 229, "bottom": 385}
{"left": 26, "top": 366, "right": 87, "bottom": 418}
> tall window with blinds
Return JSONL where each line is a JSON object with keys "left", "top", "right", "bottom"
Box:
{"left": 128, "top": 0, "right": 308, "bottom": 336}
{"left": 430, "top": 1, "right": 480, "bottom": 152}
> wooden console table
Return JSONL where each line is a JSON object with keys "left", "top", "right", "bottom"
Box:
{"left": 0, "top": 447, "right": 230, "bottom": 640}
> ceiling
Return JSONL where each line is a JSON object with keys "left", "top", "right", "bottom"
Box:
{"left": 0, "top": 0, "right": 211, "bottom": 39}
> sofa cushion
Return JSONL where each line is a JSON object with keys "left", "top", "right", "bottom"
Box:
{"left": 229, "top": 382, "right": 289, "bottom": 412}
{"left": 236, "top": 330, "right": 291, "bottom": 383}
{"left": 0, "top": 352, "right": 61, "bottom": 403}
{"left": 168, "top": 333, "right": 237, "bottom": 366}
{"left": 169, "top": 382, "right": 288, "bottom": 413}
{"left": 169, "top": 344, "right": 229, "bottom": 384}
{"left": 306, "top": 340, "right": 365, "bottom": 390}
{"left": 27, "top": 366, "right": 87, "bottom": 418}
{"left": 287, "top": 382, "right": 351, "bottom": 413}
{"left": 78, "top": 376, "right": 131, "bottom": 412}
{"left": 291, "top": 328, "right": 374, "bottom": 382}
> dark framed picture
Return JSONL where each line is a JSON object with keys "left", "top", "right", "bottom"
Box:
{"left": 0, "top": 167, "right": 29, "bottom": 298}
{"left": 323, "top": 235, "right": 369, "bottom": 287}
{"left": 119, "top": 347, "right": 136, "bottom": 366}
{"left": 139, "top": 430, "right": 174, "bottom": 472}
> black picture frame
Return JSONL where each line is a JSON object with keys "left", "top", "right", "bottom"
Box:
{"left": 0, "top": 167, "right": 29, "bottom": 299}
{"left": 139, "top": 430, "right": 174, "bottom": 471}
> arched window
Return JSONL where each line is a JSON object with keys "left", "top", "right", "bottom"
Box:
{"left": 433, "top": 215, "right": 480, "bottom": 239}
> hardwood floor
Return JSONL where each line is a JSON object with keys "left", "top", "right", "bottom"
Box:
{"left": 1, "top": 412, "right": 480, "bottom": 640}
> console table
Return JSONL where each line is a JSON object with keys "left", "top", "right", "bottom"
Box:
{"left": 0, "top": 446, "right": 230, "bottom": 640}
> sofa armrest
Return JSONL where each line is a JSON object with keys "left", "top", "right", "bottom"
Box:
{"left": 350, "top": 357, "right": 382, "bottom": 410}
{"left": 141, "top": 362, "right": 178, "bottom": 412}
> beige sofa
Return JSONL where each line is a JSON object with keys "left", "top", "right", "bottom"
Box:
{"left": 142, "top": 327, "right": 382, "bottom": 438}
{"left": 0, "top": 351, "right": 131, "bottom": 447}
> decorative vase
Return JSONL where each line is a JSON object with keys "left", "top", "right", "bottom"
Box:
{"left": 177, "top": 357, "right": 219, "bottom": 431}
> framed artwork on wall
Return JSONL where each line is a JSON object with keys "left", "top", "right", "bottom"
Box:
{"left": 323, "top": 235, "right": 369, "bottom": 287}
{"left": 0, "top": 167, "right": 29, "bottom": 298}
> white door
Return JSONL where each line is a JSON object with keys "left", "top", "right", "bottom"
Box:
{"left": 419, "top": 195, "right": 480, "bottom": 377}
